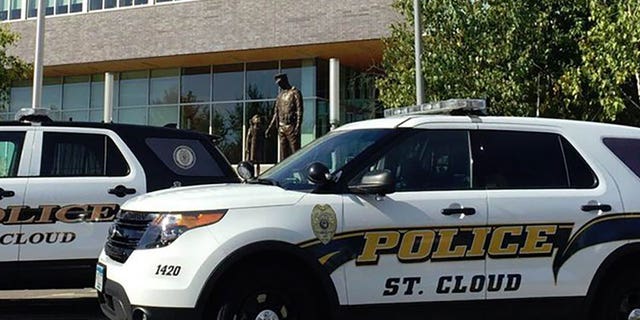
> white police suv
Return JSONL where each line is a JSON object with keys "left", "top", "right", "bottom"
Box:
{"left": 97, "top": 100, "right": 640, "bottom": 320}
{"left": 0, "top": 109, "right": 238, "bottom": 290}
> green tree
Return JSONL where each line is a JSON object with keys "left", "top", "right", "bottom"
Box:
{"left": 0, "top": 25, "right": 32, "bottom": 110}
{"left": 377, "top": 0, "right": 640, "bottom": 123}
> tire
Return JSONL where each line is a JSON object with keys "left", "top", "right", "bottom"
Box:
{"left": 210, "top": 264, "right": 324, "bottom": 320}
{"left": 593, "top": 268, "right": 640, "bottom": 320}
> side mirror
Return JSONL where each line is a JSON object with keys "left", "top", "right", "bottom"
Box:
{"left": 307, "top": 162, "right": 331, "bottom": 185}
{"left": 349, "top": 170, "right": 395, "bottom": 196}
{"left": 237, "top": 161, "right": 255, "bottom": 181}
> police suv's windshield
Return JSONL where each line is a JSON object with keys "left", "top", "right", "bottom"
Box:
{"left": 260, "top": 129, "right": 390, "bottom": 190}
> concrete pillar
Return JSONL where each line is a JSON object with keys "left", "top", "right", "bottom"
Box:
{"left": 104, "top": 72, "right": 114, "bottom": 122}
{"left": 329, "top": 58, "right": 340, "bottom": 130}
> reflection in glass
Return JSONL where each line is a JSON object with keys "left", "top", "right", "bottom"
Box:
{"left": 90, "top": 74, "right": 104, "bottom": 108}
{"left": 246, "top": 101, "right": 276, "bottom": 163}
{"left": 89, "top": 0, "right": 101, "bottom": 10}
{"left": 9, "top": 0, "right": 19, "bottom": 19}
{"left": 181, "top": 67, "right": 210, "bottom": 103}
{"left": 119, "top": 70, "right": 147, "bottom": 107}
{"left": 63, "top": 75, "right": 90, "bottom": 110}
{"left": 70, "top": 0, "right": 81, "bottom": 12}
{"left": 62, "top": 110, "right": 88, "bottom": 122}
{"left": 181, "top": 104, "right": 210, "bottom": 134}
{"left": 43, "top": 77, "right": 62, "bottom": 110}
{"left": 150, "top": 69, "right": 179, "bottom": 105}
{"left": 9, "top": 80, "right": 32, "bottom": 112}
{"left": 55, "top": 0, "right": 68, "bottom": 14}
{"left": 212, "top": 103, "right": 242, "bottom": 163}
{"left": 281, "top": 60, "right": 302, "bottom": 92}
{"left": 246, "top": 61, "right": 278, "bottom": 100}
{"left": 213, "top": 64, "right": 243, "bottom": 102}
{"left": 149, "top": 105, "right": 178, "bottom": 127}
{"left": 0, "top": 0, "right": 9, "bottom": 20}
{"left": 118, "top": 107, "right": 146, "bottom": 125}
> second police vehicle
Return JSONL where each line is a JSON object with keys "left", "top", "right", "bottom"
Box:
{"left": 0, "top": 109, "right": 239, "bottom": 290}
{"left": 97, "top": 100, "right": 640, "bottom": 320}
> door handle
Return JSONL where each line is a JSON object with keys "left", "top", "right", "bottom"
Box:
{"left": 581, "top": 203, "right": 612, "bottom": 213}
{"left": 441, "top": 207, "right": 476, "bottom": 216}
{"left": 0, "top": 188, "right": 15, "bottom": 200}
{"left": 108, "top": 185, "right": 137, "bottom": 198}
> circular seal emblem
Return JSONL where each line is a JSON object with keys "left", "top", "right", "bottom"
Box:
{"left": 311, "top": 204, "right": 337, "bottom": 245}
{"left": 173, "top": 145, "right": 196, "bottom": 169}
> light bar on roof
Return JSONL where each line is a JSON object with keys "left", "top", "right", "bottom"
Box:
{"left": 15, "top": 107, "right": 52, "bottom": 122}
{"left": 383, "top": 99, "right": 487, "bottom": 117}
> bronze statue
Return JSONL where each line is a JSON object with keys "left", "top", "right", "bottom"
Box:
{"left": 265, "top": 73, "right": 303, "bottom": 161}
{"left": 246, "top": 114, "right": 264, "bottom": 175}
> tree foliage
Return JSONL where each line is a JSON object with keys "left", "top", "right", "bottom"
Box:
{"left": 0, "top": 25, "right": 31, "bottom": 110}
{"left": 377, "top": 0, "right": 640, "bottom": 123}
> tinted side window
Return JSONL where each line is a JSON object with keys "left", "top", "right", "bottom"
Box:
{"left": 0, "top": 132, "right": 25, "bottom": 178}
{"left": 472, "top": 131, "right": 568, "bottom": 189}
{"left": 41, "top": 133, "right": 129, "bottom": 177}
{"left": 561, "top": 138, "right": 598, "bottom": 188}
{"left": 350, "top": 130, "right": 471, "bottom": 192}
{"left": 145, "top": 138, "right": 224, "bottom": 177}
{"left": 603, "top": 138, "right": 640, "bottom": 179}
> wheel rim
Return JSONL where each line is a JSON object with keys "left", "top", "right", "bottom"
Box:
{"left": 236, "top": 291, "right": 293, "bottom": 320}
{"left": 616, "top": 289, "right": 640, "bottom": 320}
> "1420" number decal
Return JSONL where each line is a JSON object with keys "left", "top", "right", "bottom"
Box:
{"left": 155, "top": 264, "right": 181, "bottom": 276}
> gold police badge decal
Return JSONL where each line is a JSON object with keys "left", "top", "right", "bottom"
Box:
{"left": 311, "top": 204, "right": 337, "bottom": 244}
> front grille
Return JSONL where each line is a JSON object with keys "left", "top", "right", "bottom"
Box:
{"left": 105, "top": 211, "right": 156, "bottom": 263}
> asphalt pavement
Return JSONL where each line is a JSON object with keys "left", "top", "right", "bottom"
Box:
{"left": 0, "top": 289, "right": 106, "bottom": 319}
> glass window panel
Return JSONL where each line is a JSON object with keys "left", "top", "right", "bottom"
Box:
{"left": 27, "top": 0, "right": 36, "bottom": 17}
{"left": 90, "top": 109, "right": 103, "bottom": 122}
{"left": 181, "top": 104, "right": 210, "bottom": 134}
{"left": 119, "top": 70, "right": 147, "bottom": 107}
{"left": 42, "top": 77, "right": 62, "bottom": 110}
{"left": 63, "top": 75, "right": 90, "bottom": 110}
{"left": 149, "top": 105, "right": 178, "bottom": 127}
{"left": 281, "top": 60, "right": 302, "bottom": 92}
{"left": 246, "top": 101, "right": 276, "bottom": 163}
{"left": 119, "top": 0, "right": 131, "bottom": 6}
{"left": 9, "top": 0, "right": 20, "bottom": 19}
{"left": 117, "top": 107, "right": 146, "bottom": 125}
{"left": 89, "top": 0, "right": 101, "bottom": 10}
{"left": 0, "top": 0, "right": 9, "bottom": 21}
{"left": 62, "top": 110, "right": 88, "bottom": 122}
{"left": 46, "top": 0, "right": 54, "bottom": 15}
{"left": 0, "top": 132, "right": 25, "bottom": 177}
{"left": 150, "top": 68, "right": 179, "bottom": 105}
{"left": 213, "top": 64, "right": 243, "bottom": 102}
{"left": 69, "top": 0, "right": 81, "bottom": 12}
{"left": 134, "top": 0, "right": 146, "bottom": 4}
{"left": 212, "top": 103, "right": 242, "bottom": 163}
{"left": 246, "top": 61, "right": 278, "bottom": 100}
{"left": 10, "top": 80, "right": 32, "bottom": 112}
{"left": 90, "top": 74, "right": 104, "bottom": 108}
{"left": 105, "top": 0, "right": 115, "bottom": 8}
{"left": 181, "top": 66, "right": 210, "bottom": 103}
{"left": 316, "top": 59, "right": 329, "bottom": 99}
{"left": 472, "top": 131, "right": 568, "bottom": 189}
{"left": 41, "top": 133, "right": 128, "bottom": 177}
{"left": 56, "top": 0, "right": 68, "bottom": 14}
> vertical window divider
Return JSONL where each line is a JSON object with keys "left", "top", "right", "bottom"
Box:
{"left": 209, "top": 64, "right": 213, "bottom": 135}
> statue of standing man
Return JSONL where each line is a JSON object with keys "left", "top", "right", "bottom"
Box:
{"left": 265, "top": 73, "right": 303, "bottom": 161}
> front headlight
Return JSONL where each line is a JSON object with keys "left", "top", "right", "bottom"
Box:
{"left": 138, "top": 210, "right": 227, "bottom": 249}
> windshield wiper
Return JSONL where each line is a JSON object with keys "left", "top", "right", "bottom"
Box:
{"left": 247, "top": 178, "right": 281, "bottom": 187}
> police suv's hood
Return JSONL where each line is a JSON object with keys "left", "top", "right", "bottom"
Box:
{"left": 122, "top": 183, "right": 304, "bottom": 212}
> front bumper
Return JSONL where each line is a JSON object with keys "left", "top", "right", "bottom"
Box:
{"left": 98, "top": 277, "right": 199, "bottom": 320}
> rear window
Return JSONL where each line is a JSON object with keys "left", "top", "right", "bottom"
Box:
{"left": 603, "top": 138, "right": 640, "bottom": 179}
{"left": 145, "top": 137, "right": 224, "bottom": 177}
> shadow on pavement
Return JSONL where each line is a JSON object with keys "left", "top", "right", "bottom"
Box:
{"left": 0, "top": 298, "right": 107, "bottom": 320}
